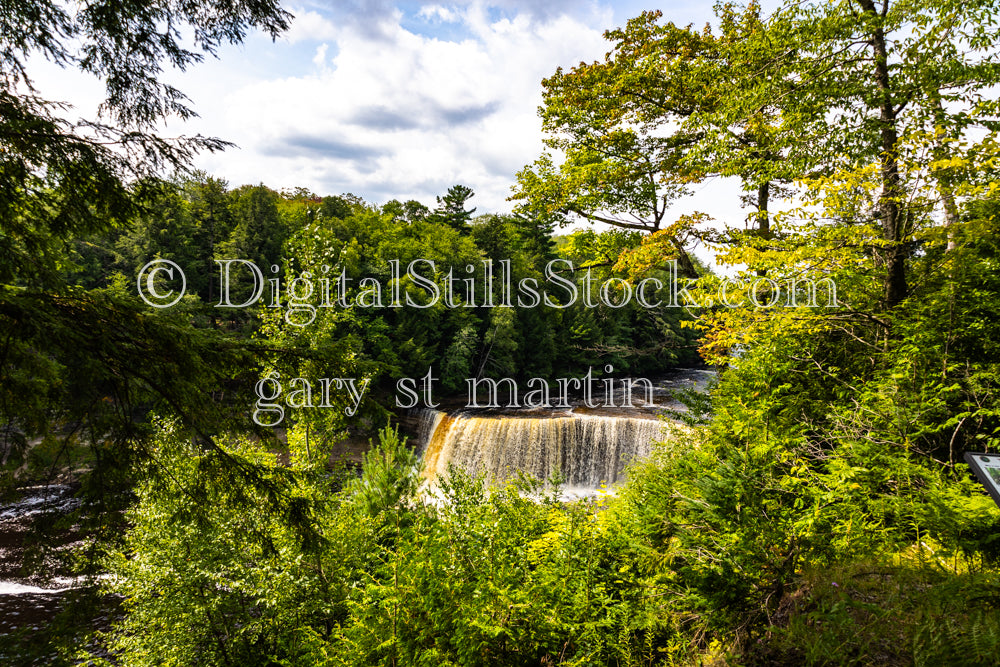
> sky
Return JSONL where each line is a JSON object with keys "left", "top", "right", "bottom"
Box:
{"left": 35, "top": 0, "right": 748, "bottom": 232}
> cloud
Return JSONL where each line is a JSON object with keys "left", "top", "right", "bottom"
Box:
{"left": 436, "top": 100, "right": 501, "bottom": 125}
{"left": 28, "top": 0, "right": 748, "bottom": 270}
{"left": 293, "top": 0, "right": 597, "bottom": 33}
{"left": 345, "top": 98, "right": 500, "bottom": 131}
{"left": 347, "top": 105, "right": 422, "bottom": 131}
{"left": 262, "top": 134, "right": 388, "bottom": 161}
{"left": 284, "top": 9, "right": 340, "bottom": 43}
{"left": 484, "top": 0, "right": 603, "bottom": 22}
{"left": 418, "top": 5, "right": 461, "bottom": 22}
{"left": 312, "top": 43, "right": 330, "bottom": 67}
{"left": 289, "top": 0, "right": 402, "bottom": 41}
{"left": 189, "top": 3, "right": 612, "bottom": 211}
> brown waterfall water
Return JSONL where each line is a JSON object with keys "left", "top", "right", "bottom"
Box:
{"left": 416, "top": 409, "right": 665, "bottom": 490}
{"left": 406, "top": 369, "right": 714, "bottom": 493}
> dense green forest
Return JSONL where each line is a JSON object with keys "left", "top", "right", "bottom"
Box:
{"left": 2, "top": 0, "right": 1000, "bottom": 665}
{"left": 62, "top": 176, "right": 700, "bottom": 425}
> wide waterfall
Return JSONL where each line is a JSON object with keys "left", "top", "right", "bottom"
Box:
{"left": 415, "top": 409, "right": 666, "bottom": 489}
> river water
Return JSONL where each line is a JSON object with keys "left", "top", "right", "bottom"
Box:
{"left": 0, "top": 485, "right": 88, "bottom": 643}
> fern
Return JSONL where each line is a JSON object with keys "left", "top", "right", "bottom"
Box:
{"left": 914, "top": 610, "right": 1000, "bottom": 666}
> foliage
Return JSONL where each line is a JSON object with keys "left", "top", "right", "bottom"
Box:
{"left": 428, "top": 185, "right": 477, "bottom": 234}
{"left": 98, "top": 419, "right": 350, "bottom": 666}
{"left": 96, "top": 422, "right": 696, "bottom": 666}
{"left": 743, "top": 564, "right": 1000, "bottom": 666}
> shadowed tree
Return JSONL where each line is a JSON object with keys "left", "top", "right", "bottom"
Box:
{"left": 0, "top": 0, "right": 295, "bottom": 544}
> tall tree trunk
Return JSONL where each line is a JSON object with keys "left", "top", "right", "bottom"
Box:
{"left": 756, "top": 181, "right": 771, "bottom": 277}
{"left": 757, "top": 181, "right": 771, "bottom": 238}
{"left": 859, "top": 0, "right": 907, "bottom": 307}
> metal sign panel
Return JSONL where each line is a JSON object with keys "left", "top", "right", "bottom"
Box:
{"left": 964, "top": 452, "right": 1000, "bottom": 508}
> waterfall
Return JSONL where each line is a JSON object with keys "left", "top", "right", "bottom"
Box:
{"left": 413, "top": 408, "right": 665, "bottom": 489}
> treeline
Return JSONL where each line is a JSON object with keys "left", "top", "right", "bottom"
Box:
{"left": 61, "top": 174, "right": 698, "bottom": 426}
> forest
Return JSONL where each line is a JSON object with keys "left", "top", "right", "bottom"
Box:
{"left": 2, "top": 0, "right": 1000, "bottom": 665}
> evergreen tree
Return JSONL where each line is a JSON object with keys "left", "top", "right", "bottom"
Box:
{"left": 429, "top": 184, "right": 476, "bottom": 234}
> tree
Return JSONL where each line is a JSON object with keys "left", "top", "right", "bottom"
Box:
{"left": 1, "top": 1, "right": 291, "bottom": 287}
{"left": 511, "top": 12, "right": 717, "bottom": 277}
{"left": 0, "top": 0, "right": 293, "bottom": 558}
{"left": 383, "top": 199, "right": 431, "bottom": 224}
{"left": 744, "top": 0, "right": 1000, "bottom": 306}
{"left": 428, "top": 184, "right": 476, "bottom": 234}
{"left": 219, "top": 184, "right": 286, "bottom": 272}
{"left": 683, "top": 0, "right": 1000, "bottom": 365}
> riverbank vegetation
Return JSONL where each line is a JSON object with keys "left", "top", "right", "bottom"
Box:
{"left": 79, "top": 417, "right": 999, "bottom": 666}
{"left": 2, "top": 0, "right": 1000, "bottom": 664}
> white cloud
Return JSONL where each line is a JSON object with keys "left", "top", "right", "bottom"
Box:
{"left": 418, "top": 5, "right": 460, "bottom": 22}
{"left": 192, "top": 6, "right": 612, "bottom": 212}
{"left": 283, "top": 8, "right": 340, "bottom": 43}
{"left": 312, "top": 43, "right": 330, "bottom": 68}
